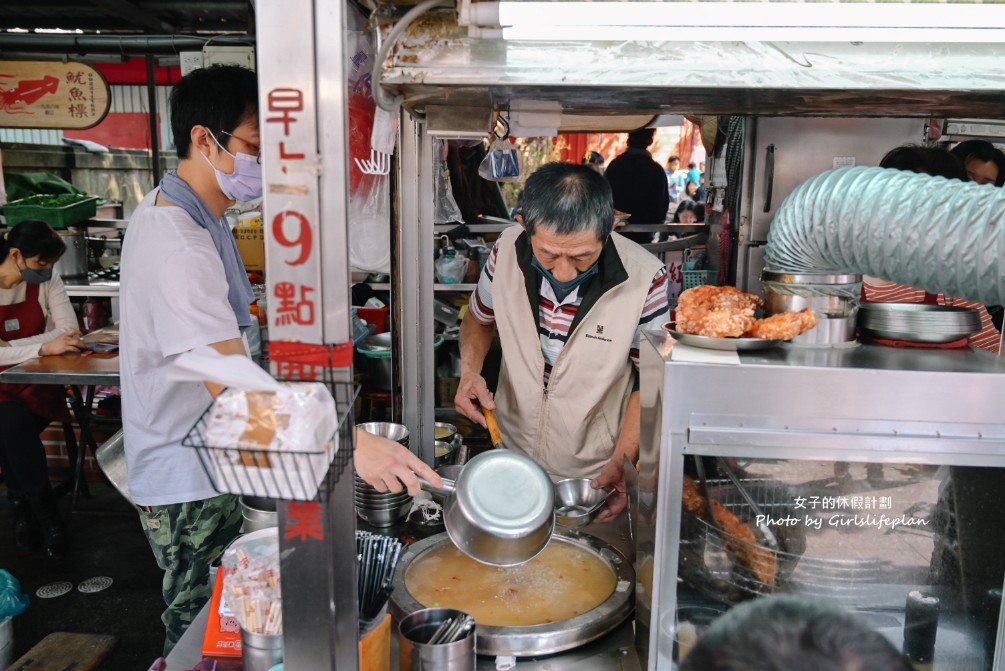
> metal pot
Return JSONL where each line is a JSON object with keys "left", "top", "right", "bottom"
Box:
{"left": 390, "top": 529, "right": 635, "bottom": 656}
{"left": 239, "top": 496, "right": 278, "bottom": 532}
{"left": 421, "top": 449, "right": 555, "bottom": 567}
{"left": 53, "top": 229, "right": 88, "bottom": 282}
{"left": 761, "top": 270, "right": 862, "bottom": 346}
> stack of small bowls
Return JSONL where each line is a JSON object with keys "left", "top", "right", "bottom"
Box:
{"left": 355, "top": 422, "right": 413, "bottom": 527}
{"left": 354, "top": 474, "right": 413, "bottom": 528}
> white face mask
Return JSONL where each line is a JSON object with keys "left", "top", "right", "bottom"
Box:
{"left": 203, "top": 132, "right": 263, "bottom": 202}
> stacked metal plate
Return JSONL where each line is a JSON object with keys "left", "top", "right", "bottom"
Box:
{"left": 857, "top": 303, "right": 982, "bottom": 343}
{"left": 355, "top": 474, "right": 413, "bottom": 528}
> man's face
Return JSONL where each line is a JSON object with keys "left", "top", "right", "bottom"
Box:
{"left": 669, "top": 159, "right": 679, "bottom": 172}
{"left": 529, "top": 227, "right": 605, "bottom": 282}
{"left": 212, "top": 116, "right": 261, "bottom": 172}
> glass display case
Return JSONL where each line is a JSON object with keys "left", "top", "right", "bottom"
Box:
{"left": 636, "top": 332, "right": 1005, "bottom": 670}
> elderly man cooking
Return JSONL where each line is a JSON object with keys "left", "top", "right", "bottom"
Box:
{"left": 455, "top": 162, "right": 669, "bottom": 522}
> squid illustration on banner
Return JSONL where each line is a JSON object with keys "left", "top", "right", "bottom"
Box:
{"left": 0, "top": 61, "right": 111, "bottom": 130}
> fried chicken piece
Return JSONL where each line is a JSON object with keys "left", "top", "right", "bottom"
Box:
{"left": 676, "top": 286, "right": 764, "bottom": 338}
{"left": 744, "top": 308, "right": 818, "bottom": 340}
{"left": 682, "top": 475, "right": 777, "bottom": 588}
{"left": 678, "top": 310, "right": 756, "bottom": 338}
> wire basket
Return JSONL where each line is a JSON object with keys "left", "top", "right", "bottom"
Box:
{"left": 680, "top": 479, "right": 897, "bottom": 606}
{"left": 183, "top": 380, "right": 358, "bottom": 502}
{"left": 682, "top": 269, "right": 717, "bottom": 291}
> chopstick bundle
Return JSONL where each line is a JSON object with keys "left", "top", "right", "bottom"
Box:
{"left": 356, "top": 531, "right": 403, "bottom": 621}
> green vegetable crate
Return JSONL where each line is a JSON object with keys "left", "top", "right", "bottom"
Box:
{"left": 2, "top": 194, "right": 99, "bottom": 229}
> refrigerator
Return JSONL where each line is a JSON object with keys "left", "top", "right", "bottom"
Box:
{"left": 737, "top": 117, "right": 927, "bottom": 297}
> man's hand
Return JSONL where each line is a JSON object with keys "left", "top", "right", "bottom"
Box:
{"left": 454, "top": 373, "right": 495, "bottom": 428}
{"left": 592, "top": 456, "right": 627, "bottom": 523}
{"left": 354, "top": 428, "right": 443, "bottom": 496}
{"left": 40, "top": 330, "right": 85, "bottom": 356}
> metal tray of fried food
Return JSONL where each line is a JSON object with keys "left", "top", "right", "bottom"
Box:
{"left": 664, "top": 326, "right": 784, "bottom": 351}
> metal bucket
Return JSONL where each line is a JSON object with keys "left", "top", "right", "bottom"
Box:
{"left": 398, "top": 608, "right": 476, "bottom": 671}
{"left": 762, "top": 270, "right": 862, "bottom": 346}
{"left": 240, "top": 496, "right": 278, "bottom": 533}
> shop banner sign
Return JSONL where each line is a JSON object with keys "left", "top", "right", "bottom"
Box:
{"left": 259, "top": 0, "right": 324, "bottom": 349}
{"left": 0, "top": 60, "right": 111, "bottom": 130}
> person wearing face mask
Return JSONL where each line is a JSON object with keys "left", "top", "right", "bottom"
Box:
{"left": 0, "top": 219, "right": 85, "bottom": 563}
{"left": 455, "top": 162, "right": 668, "bottom": 523}
{"left": 120, "top": 65, "right": 439, "bottom": 656}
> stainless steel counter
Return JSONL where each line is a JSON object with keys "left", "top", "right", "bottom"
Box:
{"left": 164, "top": 511, "right": 639, "bottom": 670}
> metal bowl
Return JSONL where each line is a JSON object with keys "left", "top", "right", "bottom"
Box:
{"left": 356, "top": 496, "right": 413, "bottom": 506}
{"left": 357, "top": 496, "right": 412, "bottom": 506}
{"left": 434, "top": 422, "right": 458, "bottom": 443}
{"left": 357, "top": 422, "right": 410, "bottom": 445}
{"left": 390, "top": 530, "right": 635, "bottom": 656}
{"left": 554, "top": 478, "right": 609, "bottom": 529}
{"left": 356, "top": 498, "right": 413, "bottom": 527}
{"left": 434, "top": 440, "right": 456, "bottom": 467}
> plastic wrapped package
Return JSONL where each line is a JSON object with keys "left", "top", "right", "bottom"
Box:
{"left": 172, "top": 347, "right": 340, "bottom": 500}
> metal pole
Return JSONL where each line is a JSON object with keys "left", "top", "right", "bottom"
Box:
{"left": 398, "top": 115, "right": 437, "bottom": 466}
{"left": 146, "top": 55, "right": 162, "bottom": 187}
{"left": 257, "top": 0, "right": 359, "bottom": 667}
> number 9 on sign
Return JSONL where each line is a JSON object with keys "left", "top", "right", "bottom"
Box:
{"left": 272, "top": 210, "right": 312, "bottom": 266}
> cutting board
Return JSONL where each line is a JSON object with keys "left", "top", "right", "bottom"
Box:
{"left": 7, "top": 632, "right": 117, "bottom": 671}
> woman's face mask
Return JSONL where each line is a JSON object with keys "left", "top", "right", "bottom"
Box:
{"left": 203, "top": 130, "right": 263, "bottom": 202}
{"left": 17, "top": 257, "right": 53, "bottom": 285}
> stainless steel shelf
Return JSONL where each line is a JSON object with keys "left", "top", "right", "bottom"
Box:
{"left": 366, "top": 283, "right": 476, "bottom": 292}
{"left": 64, "top": 284, "right": 120, "bottom": 298}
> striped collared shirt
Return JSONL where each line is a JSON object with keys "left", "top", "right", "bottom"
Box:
{"left": 469, "top": 240, "right": 669, "bottom": 383}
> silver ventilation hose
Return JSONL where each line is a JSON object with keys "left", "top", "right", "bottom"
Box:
{"left": 764, "top": 166, "right": 1005, "bottom": 306}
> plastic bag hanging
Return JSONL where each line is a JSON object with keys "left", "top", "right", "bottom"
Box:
{"left": 479, "top": 137, "right": 522, "bottom": 182}
{"left": 478, "top": 116, "right": 522, "bottom": 183}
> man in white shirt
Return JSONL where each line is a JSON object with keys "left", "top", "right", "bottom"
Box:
{"left": 121, "top": 65, "right": 438, "bottom": 654}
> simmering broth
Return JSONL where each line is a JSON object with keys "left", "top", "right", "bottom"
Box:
{"left": 405, "top": 540, "right": 616, "bottom": 626}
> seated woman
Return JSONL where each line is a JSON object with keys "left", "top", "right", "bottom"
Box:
{"left": 0, "top": 219, "right": 86, "bottom": 563}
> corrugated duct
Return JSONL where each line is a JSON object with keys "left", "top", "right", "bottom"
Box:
{"left": 764, "top": 166, "right": 1005, "bottom": 306}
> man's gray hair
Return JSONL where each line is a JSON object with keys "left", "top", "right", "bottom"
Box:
{"left": 519, "top": 162, "right": 614, "bottom": 241}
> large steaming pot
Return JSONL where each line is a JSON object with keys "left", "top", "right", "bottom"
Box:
{"left": 390, "top": 529, "right": 635, "bottom": 656}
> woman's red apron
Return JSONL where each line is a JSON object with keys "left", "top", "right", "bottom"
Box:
{"left": 0, "top": 282, "right": 71, "bottom": 422}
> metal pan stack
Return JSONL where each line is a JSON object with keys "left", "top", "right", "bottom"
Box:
{"left": 858, "top": 303, "right": 982, "bottom": 344}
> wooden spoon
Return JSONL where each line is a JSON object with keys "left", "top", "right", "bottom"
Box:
{"left": 483, "top": 407, "right": 505, "bottom": 450}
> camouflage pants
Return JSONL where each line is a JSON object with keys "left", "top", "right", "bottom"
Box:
{"left": 139, "top": 494, "right": 243, "bottom": 656}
